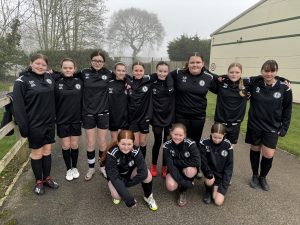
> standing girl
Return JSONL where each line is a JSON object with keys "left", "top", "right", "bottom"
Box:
{"left": 163, "top": 123, "right": 201, "bottom": 207}
{"left": 55, "top": 58, "right": 82, "bottom": 181}
{"left": 199, "top": 123, "right": 233, "bottom": 206}
{"left": 246, "top": 60, "right": 292, "bottom": 191}
{"left": 108, "top": 62, "right": 129, "bottom": 142}
{"left": 13, "top": 53, "right": 58, "bottom": 195}
{"left": 102, "top": 130, "right": 158, "bottom": 211}
{"left": 150, "top": 61, "right": 174, "bottom": 178}
{"left": 79, "top": 51, "right": 112, "bottom": 180}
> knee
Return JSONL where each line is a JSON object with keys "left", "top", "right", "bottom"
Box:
{"left": 214, "top": 197, "right": 224, "bottom": 206}
{"left": 166, "top": 182, "right": 177, "bottom": 191}
{"left": 70, "top": 141, "right": 78, "bottom": 149}
{"left": 204, "top": 178, "right": 215, "bottom": 186}
{"left": 183, "top": 167, "right": 197, "bottom": 178}
{"left": 62, "top": 143, "right": 71, "bottom": 150}
{"left": 143, "top": 170, "right": 152, "bottom": 183}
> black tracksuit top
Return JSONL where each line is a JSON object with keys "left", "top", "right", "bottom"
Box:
{"left": 13, "top": 69, "right": 55, "bottom": 137}
{"left": 127, "top": 74, "right": 155, "bottom": 123}
{"left": 171, "top": 68, "right": 218, "bottom": 120}
{"left": 247, "top": 79, "right": 292, "bottom": 136}
{"left": 151, "top": 76, "right": 175, "bottom": 127}
{"left": 78, "top": 67, "right": 112, "bottom": 115}
{"left": 108, "top": 73, "right": 129, "bottom": 129}
{"left": 106, "top": 146, "right": 147, "bottom": 207}
{"left": 163, "top": 138, "right": 201, "bottom": 188}
{"left": 54, "top": 74, "right": 83, "bottom": 125}
{"left": 199, "top": 137, "right": 233, "bottom": 195}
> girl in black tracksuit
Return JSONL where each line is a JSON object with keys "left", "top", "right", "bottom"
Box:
{"left": 108, "top": 62, "right": 129, "bottom": 142}
{"left": 163, "top": 123, "right": 201, "bottom": 207}
{"left": 199, "top": 123, "right": 233, "bottom": 206}
{"left": 77, "top": 51, "right": 113, "bottom": 180}
{"left": 150, "top": 61, "right": 175, "bottom": 178}
{"left": 54, "top": 58, "right": 82, "bottom": 181}
{"left": 102, "top": 130, "right": 158, "bottom": 211}
{"left": 13, "top": 53, "right": 58, "bottom": 195}
{"left": 170, "top": 54, "right": 218, "bottom": 145}
{"left": 246, "top": 60, "right": 292, "bottom": 191}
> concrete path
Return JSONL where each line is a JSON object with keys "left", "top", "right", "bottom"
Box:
{"left": 1, "top": 120, "right": 300, "bottom": 225}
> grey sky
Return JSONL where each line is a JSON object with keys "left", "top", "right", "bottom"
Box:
{"left": 105, "top": 0, "right": 261, "bottom": 57}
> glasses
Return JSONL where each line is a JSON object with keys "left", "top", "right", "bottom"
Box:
{"left": 91, "top": 60, "right": 104, "bottom": 64}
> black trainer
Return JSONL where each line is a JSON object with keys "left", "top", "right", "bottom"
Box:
{"left": 249, "top": 175, "right": 259, "bottom": 188}
{"left": 34, "top": 180, "right": 45, "bottom": 195}
{"left": 44, "top": 176, "right": 59, "bottom": 189}
{"left": 259, "top": 176, "right": 270, "bottom": 191}
{"left": 203, "top": 192, "right": 212, "bottom": 204}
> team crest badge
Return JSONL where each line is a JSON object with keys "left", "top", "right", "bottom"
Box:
{"left": 221, "top": 150, "right": 228, "bottom": 157}
{"left": 256, "top": 87, "right": 260, "bottom": 93}
{"left": 101, "top": 75, "right": 108, "bottom": 80}
{"left": 199, "top": 80, "right": 205, "bottom": 86}
{"left": 46, "top": 79, "right": 52, "bottom": 84}
{"left": 128, "top": 160, "right": 134, "bottom": 167}
{"left": 75, "top": 84, "right": 81, "bottom": 90}
{"left": 142, "top": 86, "right": 148, "bottom": 92}
{"left": 273, "top": 92, "right": 281, "bottom": 99}
{"left": 184, "top": 151, "right": 190, "bottom": 158}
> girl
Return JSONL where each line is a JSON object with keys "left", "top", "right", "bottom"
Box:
{"left": 163, "top": 123, "right": 201, "bottom": 207}
{"left": 79, "top": 51, "right": 112, "bottom": 180}
{"left": 102, "top": 130, "right": 158, "bottom": 211}
{"left": 54, "top": 58, "right": 82, "bottom": 181}
{"left": 150, "top": 61, "right": 174, "bottom": 178}
{"left": 108, "top": 62, "right": 129, "bottom": 142}
{"left": 13, "top": 53, "right": 58, "bottom": 195}
{"left": 246, "top": 60, "right": 292, "bottom": 191}
{"left": 199, "top": 123, "right": 233, "bottom": 206}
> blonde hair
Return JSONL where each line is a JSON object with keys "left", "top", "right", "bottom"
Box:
{"left": 228, "top": 63, "right": 245, "bottom": 97}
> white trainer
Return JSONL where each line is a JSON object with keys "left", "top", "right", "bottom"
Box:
{"left": 84, "top": 168, "right": 95, "bottom": 181}
{"left": 143, "top": 193, "right": 158, "bottom": 211}
{"left": 72, "top": 168, "right": 80, "bottom": 179}
{"left": 66, "top": 169, "right": 73, "bottom": 181}
{"left": 99, "top": 166, "right": 107, "bottom": 178}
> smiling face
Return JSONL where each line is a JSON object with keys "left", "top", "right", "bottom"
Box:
{"left": 30, "top": 58, "right": 48, "bottom": 75}
{"left": 262, "top": 69, "right": 277, "bottom": 84}
{"left": 171, "top": 127, "right": 186, "bottom": 145}
{"left": 61, "top": 60, "right": 76, "bottom": 77}
{"left": 156, "top": 64, "right": 169, "bottom": 80}
{"left": 115, "top": 64, "right": 126, "bottom": 80}
{"left": 118, "top": 138, "right": 134, "bottom": 154}
{"left": 211, "top": 132, "right": 225, "bottom": 145}
{"left": 91, "top": 55, "right": 104, "bottom": 71}
{"left": 132, "top": 65, "right": 144, "bottom": 79}
{"left": 188, "top": 56, "right": 204, "bottom": 75}
{"left": 228, "top": 66, "right": 242, "bottom": 82}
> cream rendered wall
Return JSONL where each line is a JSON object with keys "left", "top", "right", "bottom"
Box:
{"left": 210, "top": 0, "right": 300, "bottom": 102}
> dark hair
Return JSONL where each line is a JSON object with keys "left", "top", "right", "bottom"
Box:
{"left": 60, "top": 58, "right": 76, "bottom": 68}
{"left": 90, "top": 50, "right": 106, "bottom": 62}
{"left": 100, "top": 130, "right": 135, "bottom": 162}
{"left": 228, "top": 63, "right": 245, "bottom": 97}
{"left": 261, "top": 60, "right": 278, "bottom": 72}
{"left": 132, "top": 61, "right": 145, "bottom": 70}
{"left": 30, "top": 53, "right": 48, "bottom": 65}
{"left": 170, "top": 123, "right": 187, "bottom": 134}
{"left": 114, "top": 62, "right": 126, "bottom": 70}
{"left": 211, "top": 123, "right": 226, "bottom": 135}
{"left": 156, "top": 61, "right": 169, "bottom": 69}
{"left": 185, "top": 52, "right": 205, "bottom": 72}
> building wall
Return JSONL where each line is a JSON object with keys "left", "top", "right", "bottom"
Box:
{"left": 210, "top": 0, "right": 300, "bottom": 102}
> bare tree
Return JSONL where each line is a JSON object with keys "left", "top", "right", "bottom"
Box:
{"left": 107, "top": 7, "right": 165, "bottom": 58}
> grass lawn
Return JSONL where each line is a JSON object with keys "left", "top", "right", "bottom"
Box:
{"left": 0, "top": 81, "right": 16, "bottom": 160}
{"left": 206, "top": 92, "right": 300, "bottom": 156}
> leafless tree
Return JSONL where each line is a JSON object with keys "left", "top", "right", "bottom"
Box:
{"left": 107, "top": 7, "right": 165, "bottom": 58}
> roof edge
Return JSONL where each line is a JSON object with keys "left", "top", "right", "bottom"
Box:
{"left": 210, "top": 0, "right": 268, "bottom": 36}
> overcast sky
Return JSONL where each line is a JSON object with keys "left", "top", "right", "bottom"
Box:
{"left": 105, "top": 0, "right": 261, "bottom": 57}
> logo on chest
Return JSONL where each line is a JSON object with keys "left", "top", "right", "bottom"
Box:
{"left": 273, "top": 92, "right": 281, "bottom": 99}
{"left": 199, "top": 80, "right": 205, "bottom": 87}
{"left": 221, "top": 150, "right": 228, "bottom": 157}
{"left": 84, "top": 74, "right": 90, "bottom": 79}
{"left": 128, "top": 160, "right": 135, "bottom": 167}
{"left": 142, "top": 86, "right": 148, "bottom": 92}
{"left": 58, "top": 84, "right": 63, "bottom": 90}
{"left": 182, "top": 76, "right": 187, "bottom": 83}
{"left": 152, "top": 88, "right": 157, "bottom": 95}
{"left": 29, "top": 80, "right": 36, "bottom": 87}
{"left": 102, "top": 75, "right": 108, "bottom": 80}
{"left": 256, "top": 87, "right": 260, "bottom": 93}
{"left": 109, "top": 87, "right": 113, "bottom": 94}
{"left": 46, "top": 79, "right": 52, "bottom": 84}
{"left": 75, "top": 84, "right": 81, "bottom": 90}
{"left": 184, "top": 151, "right": 191, "bottom": 158}
{"left": 222, "top": 83, "right": 228, "bottom": 89}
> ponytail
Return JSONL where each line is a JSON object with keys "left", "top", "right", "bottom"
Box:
{"left": 239, "top": 79, "right": 246, "bottom": 97}
{"left": 99, "top": 141, "right": 118, "bottom": 163}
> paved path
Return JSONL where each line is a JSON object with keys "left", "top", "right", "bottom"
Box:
{"left": 1, "top": 120, "right": 300, "bottom": 225}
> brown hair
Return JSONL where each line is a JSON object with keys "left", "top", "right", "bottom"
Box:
{"left": 132, "top": 61, "right": 145, "bottom": 70}
{"left": 156, "top": 61, "right": 169, "bottom": 69}
{"left": 228, "top": 63, "right": 245, "bottom": 97}
{"left": 60, "top": 58, "right": 76, "bottom": 68}
{"left": 100, "top": 130, "right": 135, "bottom": 163}
{"left": 114, "top": 62, "right": 126, "bottom": 70}
{"left": 261, "top": 60, "right": 278, "bottom": 72}
{"left": 170, "top": 123, "right": 187, "bottom": 134}
{"left": 90, "top": 50, "right": 106, "bottom": 62}
{"left": 30, "top": 53, "right": 48, "bottom": 65}
{"left": 185, "top": 52, "right": 205, "bottom": 72}
{"left": 211, "top": 123, "right": 226, "bottom": 135}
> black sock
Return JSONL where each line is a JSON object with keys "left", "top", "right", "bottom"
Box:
{"left": 140, "top": 146, "right": 146, "bottom": 159}
{"left": 152, "top": 132, "right": 162, "bottom": 165}
{"left": 31, "top": 158, "right": 43, "bottom": 181}
{"left": 250, "top": 150, "right": 260, "bottom": 175}
{"left": 87, "top": 150, "right": 95, "bottom": 168}
{"left": 204, "top": 184, "right": 212, "bottom": 194}
{"left": 62, "top": 149, "right": 71, "bottom": 170}
{"left": 71, "top": 148, "right": 79, "bottom": 168}
{"left": 42, "top": 154, "right": 52, "bottom": 179}
{"left": 260, "top": 156, "right": 273, "bottom": 177}
{"left": 142, "top": 181, "right": 152, "bottom": 198}
{"left": 179, "top": 186, "right": 187, "bottom": 193}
